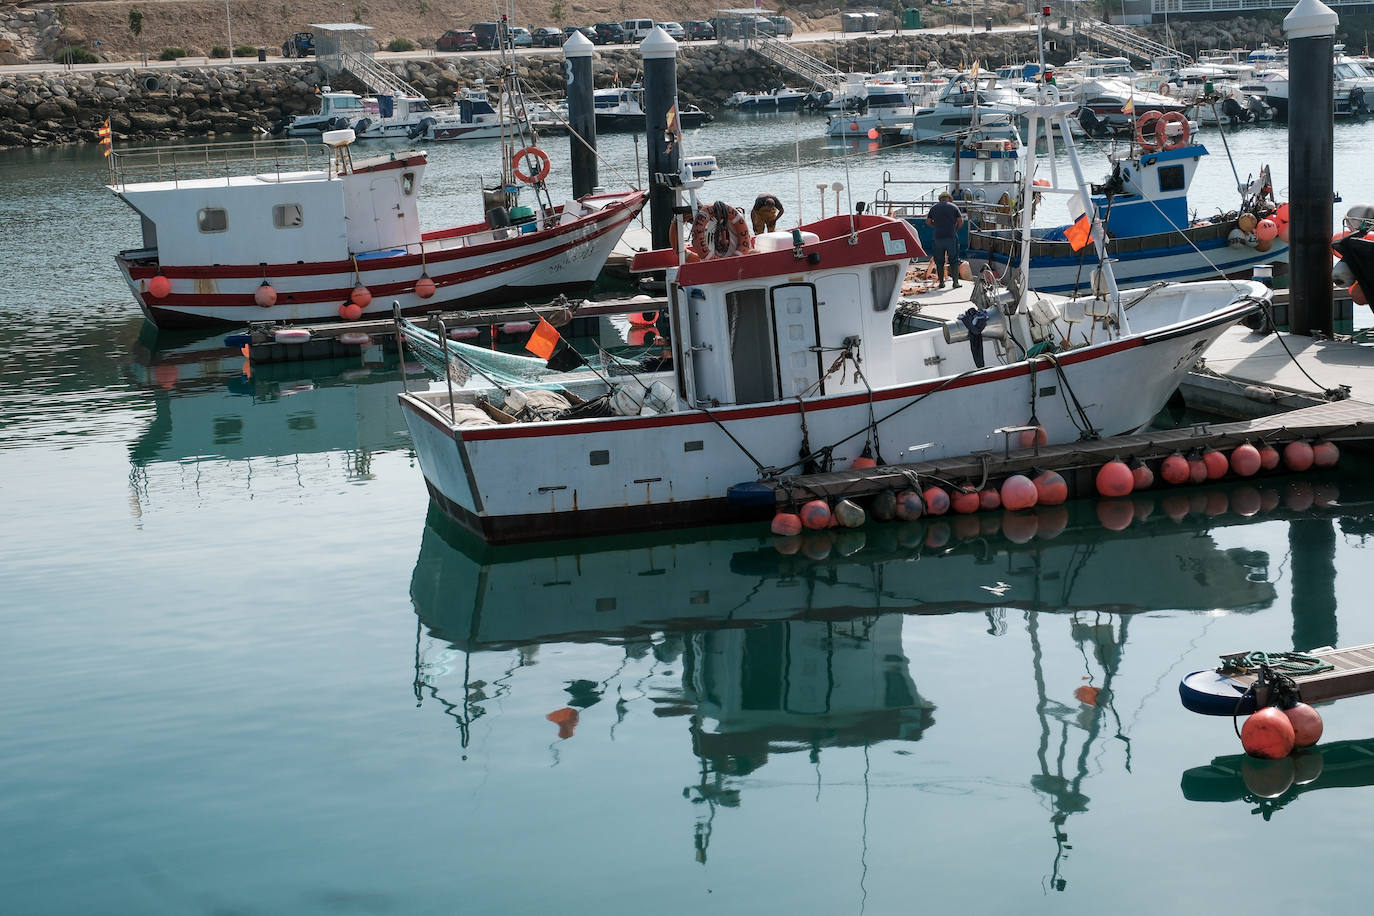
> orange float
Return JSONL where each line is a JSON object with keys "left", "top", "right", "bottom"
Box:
{"left": 771, "top": 512, "right": 803, "bottom": 536}
{"left": 922, "top": 486, "right": 951, "bottom": 516}
{"left": 1241, "top": 706, "right": 1296, "bottom": 759}
{"left": 1001, "top": 474, "right": 1038, "bottom": 510}
{"left": 1095, "top": 458, "right": 1134, "bottom": 498}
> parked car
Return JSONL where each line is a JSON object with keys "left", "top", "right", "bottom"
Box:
{"left": 684, "top": 20, "right": 715, "bottom": 41}
{"left": 508, "top": 26, "right": 533, "bottom": 47}
{"left": 752, "top": 17, "right": 778, "bottom": 37}
{"left": 621, "top": 18, "right": 655, "bottom": 42}
{"left": 532, "top": 26, "right": 563, "bottom": 47}
{"left": 658, "top": 20, "right": 685, "bottom": 40}
{"left": 282, "top": 31, "right": 314, "bottom": 57}
{"left": 767, "top": 16, "right": 795, "bottom": 37}
{"left": 593, "top": 21, "right": 625, "bottom": 44}
{"left": 563, "top": 25, "right": 597, "bottom": 42}
{"left": 472, "top": 21, "right": 509, "bottom": 50}
{"left": 436, "top": 29, "right": 479, "bottom": 51}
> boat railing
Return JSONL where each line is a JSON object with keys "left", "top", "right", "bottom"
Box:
{"left": 107, "top": 138, "right": 324, "bottom": 189}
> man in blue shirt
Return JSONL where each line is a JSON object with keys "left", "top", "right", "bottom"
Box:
{"left": 925, "top": 191, "right": 964, "bottom": 289}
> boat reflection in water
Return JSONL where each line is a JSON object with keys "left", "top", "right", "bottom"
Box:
{"left": 411, "top": 498, "right": 1278, "bottom": 874}
{"left": 124, "top": 327, "right": 414, "bottom": 506}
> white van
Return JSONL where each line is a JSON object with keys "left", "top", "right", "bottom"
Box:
{"left": 621, "top": 18, "right": 655, "bottom": 41}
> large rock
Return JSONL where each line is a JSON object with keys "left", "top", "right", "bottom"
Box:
{"left": 128, "top": 110, "right": 176, "bottom": 130}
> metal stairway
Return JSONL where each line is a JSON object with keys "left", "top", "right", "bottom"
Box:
{"left": 1080, "top": 19, "right": 1193, "bottom": 67}
{"left": 341, "top": 51, "right": 419, "bottom": 98}
{"left": 746, "top": 34, "right": 846, "bottom": 93}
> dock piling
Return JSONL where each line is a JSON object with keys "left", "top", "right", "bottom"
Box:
{"left": 640, "top": 27, "right": 681, "bottom": 250}
{"left": 563, "top": 31, "right": 598, "bottom": 199}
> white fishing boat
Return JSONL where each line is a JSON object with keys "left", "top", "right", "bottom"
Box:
{"left": 825, "top": 80, "right": 913, "bottom": 138}
{"left": 279, "top": 89, "right": 368, "bottom": 136}
{"left": 395, "top": 96, "right": 1270, "bottom": 544}
{"left": 108, "top": 130, "right": 647, "bottom": 328}
{"left": 724, "top": 86, "right": 808, "bottom": 111}
{"left": 902, "top": 73, "right": 1030, "bottom": 144}
{"left": 966, "top": 113, "right": 1288, "bottom": 294}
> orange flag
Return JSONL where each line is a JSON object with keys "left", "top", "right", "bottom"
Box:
{"left": 524, "top": 316, "right": 560, "bottom": 360}
{"left": 1065, "top": 213, "right": 1092, "bottom": 251}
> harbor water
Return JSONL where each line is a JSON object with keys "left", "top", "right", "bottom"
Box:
{"left": 5, "top": 114, "right": 1374, "bottom": 912}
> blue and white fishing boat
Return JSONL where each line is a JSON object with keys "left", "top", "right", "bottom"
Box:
{"left": 965, "top": 115, "right": 1287, "bottom": 294}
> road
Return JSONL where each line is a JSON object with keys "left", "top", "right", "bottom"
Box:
{"left": 0, "top": 23, "right": 1042, "bottom": 77}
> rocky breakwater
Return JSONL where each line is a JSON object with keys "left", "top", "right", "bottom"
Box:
{"left": 0, "top": 63, "right": 328, "bottom": 150}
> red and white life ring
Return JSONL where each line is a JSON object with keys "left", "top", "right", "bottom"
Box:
{"left": 690, "top": 201, "right": 754, "bottom": 260}
{"left": 1135, "top": 110, "right": 1163, "bottom": 151}
{"left": 511, "top": 145, "right": 551, "bottom": 184}
{"left": 1157, "top": 111, "right": 1190, "bottom": 150}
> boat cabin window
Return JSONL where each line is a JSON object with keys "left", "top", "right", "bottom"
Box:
{"left": 273, "top": 203, "right": 304, "bottom": 229}
{"left": 1157, "top": 165, "right": 1185, "bottom": 193}
{"left": 402, "top": 172, "right": 416, "bottom": 195}
{"left": 197, "top": 207, "right": 227, "bottom": 233}
{"left": 870, "top": 264, "right": 901, "bottom": 312}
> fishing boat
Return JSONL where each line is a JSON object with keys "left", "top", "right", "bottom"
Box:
{"left": 395, "top": 95, "right": 1270, "bottom": 544}
{"left": 279, "top": 89, "right": 368, "bottom": 135}
{"left": 107, "top": 130, "right": 647, "bottom": 328}
{"left": 593, "top": 85, "right": 712, "bottom": 131}
{"left": 965, "top": 114, "right": 1288, "bottom": 294}
{"left": 824, "top": 80, "right": 913, "bottom": 138}
{"left": 724, "top": 86, "right": 808, "bottom": 111}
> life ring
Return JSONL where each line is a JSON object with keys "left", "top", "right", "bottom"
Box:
{"left": 511, "top": 145, "right": 551, "bottom": 184}
{"left": 1157, "top": 111, "right": 1190, "bottom": 150}
{"left": 690, "top": 201, "right": 753, "bottom": 260}
{"left": 1135, "top": 110, "right": 1163, "bottom": 151}
{"left": 629, "top": 311, "right": 659, "bottom": 327}
{"left": 1158, "top": 83, "right": 1171, "bottom": 96}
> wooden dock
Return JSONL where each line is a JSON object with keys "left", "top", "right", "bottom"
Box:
{"left": 756, "top": 398, "right": 1374, "bottom": 507}
{"left": 1218, "top": 644, "right": 1374, "bottom": 707}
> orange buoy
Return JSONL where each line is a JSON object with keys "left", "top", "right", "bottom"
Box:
{"left": 1019, "top": 425, "right": 1049, "bottom": 449}
{"left": 1032, "top": 468, "right": 1068, "bottom": 506}
{"left": 628, "top": 311, "right": 659, "bottom": 327}
{"left": 148, "top": 274, "right": 171, "bottom": 298}
{"left": 1187, "top": 454, "right": 1208, "bottom": 485}
{"left": 339, "top": 303, "right": 363, "bottom": 321}
{"left": 978, "top": 487, "right": 1002, "bottom": 511}
{"left": 1129, "top": 459, "right": 1154, "bottom": 491}
{"left": 924, "top": 520, "right": 952, "bottom": 548}
{"left": 1284, "top": 702, "right": 1323, "bottom": 747}
{"left": 546, "top": 706, "right": 579, "bottom": 739}
{"left": 1096, "top": 499, "right": 1134, "bottom": 531}
{"left": 1255, "top": 218, "right": 1278, "bottom": 241}
{"left": 415, "top": 274, "right": 437, "bottom": 299}
{"left": 801, "top": 531, "right": 835, "bottom": 560}
{"left": 1162, "top": 492, "right": 1191, "bottom": 521}
{"left": 833, "top": 498, "right": 866, "bottom": 528}
{"left": 1036, "top": 505, "right": 1069, "bottom": 539}
{"left": 1312, "top": 439, "right": 1340, "bottom": 468}
{"left": 894, "top": 489, "right": 924, "bottom": 521}
{"left": 1001, "top": 510, "right": 1038, "bottom": 543}
{"left": 1001, "top": 474, "right": 1038, "bottom": 510}
{"left": 951, "top": 487, "right": 981, "bottom": 514}
{"left": 1230, "top": 442, "right": 1262, "bottom": 477}
{"left": 1257, "top": 443, "right": 1281, "bottom": 471}
{"left": 350, "top": 284, "right": 372, "bottom": 308}
{"left": 1284, "top": 480, "right": 1315, "bottom": 511}
{"left": 1202, "top": 448, "right": 1229, "bottom": 480}
{"left": 1096, "top": 458, "right": 1134, "bottom": 498}
{"left": 1283, "top": 440, "right": 1314, "bottom": 471}
{"left": 922, "top": 486, "right": 951, "bottom": 516}
{"left": 1074, "top": 685, "right": 1100, "bottom": 706}
{"left": 800, "top": 499, "right": 833, "bottom": 530}
{"left": 255, "top": 281, "right": 277, "bottom": 307}
{"left": 771, "top": 512, "right": 803, "bottom": 536}
{"left": 1241, "top": 706, "right": 1296, "bottom": 759}
{"left": 852, "top": 455, "right": 878, "bottom": 469}
{"left": 1231, "top": 485, "right": 1262, "bottom": 517}
{"left": 1161, "top": 453, "right": 1190, "bottom": 485}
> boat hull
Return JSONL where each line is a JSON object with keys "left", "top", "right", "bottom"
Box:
{"left": 965, "top": 222, "right": 1288, "bottom": 294}
{"left": 115, "top": 190, "right": 647, "bottom": 328}
{"left": 399, "top": 300, "right": 1255, "bottom": 543}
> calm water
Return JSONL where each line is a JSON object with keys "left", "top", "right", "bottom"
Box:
{"left": 5, "top": 113, "right": 1374, "bottom": 913}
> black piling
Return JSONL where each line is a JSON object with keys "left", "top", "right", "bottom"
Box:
{"left": 563, "top": 31, "right": 598, "bottom": 199}
{"left": 640, "top": 27, "right": 681, "bottom": 250}
{"left": 1284, "top": 0, "right": 1339, "bottom": 336}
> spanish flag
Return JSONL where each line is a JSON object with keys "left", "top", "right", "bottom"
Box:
{"left": 1121, "top": 96, "right": 1134, "bottom": 115}
{"left": 98, "top": 118, "right": 112, "bottom": 157}
{"left": 1065, "top": 213, "right": 1092, "bottom": 251}
{"left": 524, "top": 316, "right": 561, "bottom": 360}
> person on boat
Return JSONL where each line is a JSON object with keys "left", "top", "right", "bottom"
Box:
{"left": 926, "top": 191, "right": 964, "bottom": 289}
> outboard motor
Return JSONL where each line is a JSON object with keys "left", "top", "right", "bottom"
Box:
{"left": 1246, "top": 95, "right": 1270, "bottom": 120}
{"left": 1221, "top": 96, "right": 1247, "bottom": 125}
{"left": 1077, "top": 107, "right": 1111, "bottom": 138}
